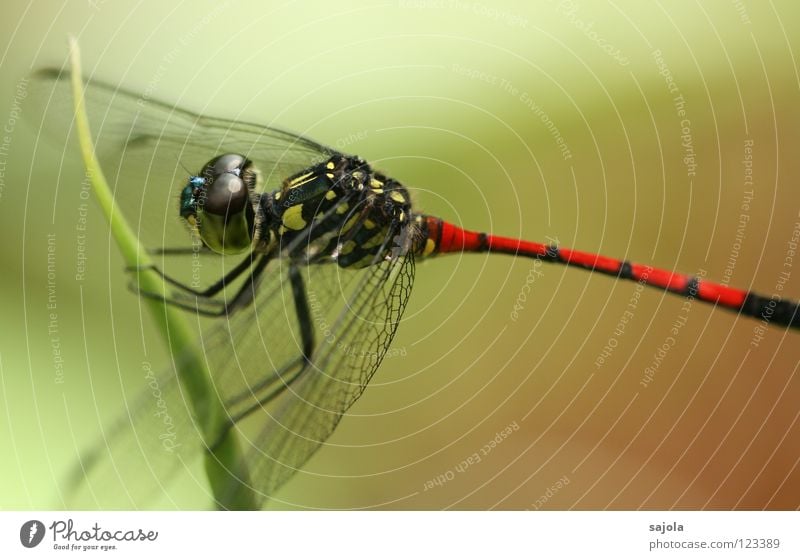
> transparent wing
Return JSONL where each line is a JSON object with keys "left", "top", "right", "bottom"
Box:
{"left": 27, "top": 68, "right": 336, "bottom": 286}
{"left": 62, "top": 368, "right": 202, "bottom": 509}
{"left": 243, "top": 249, "right": 415, "bottom": 499}
{"left": 176, "top": 216, "right": 416, "bottom": 504}
{"left": 29, "top": 68, "right": 416, "bottom": 507}
{"left": 65, "top": 246, "right": 414, "bottom": 508}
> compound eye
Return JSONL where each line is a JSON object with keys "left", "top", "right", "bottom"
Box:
{"left": 211, "top": 153, "right": 248, "bottom": 176}
{"left": 204, "top": 172, "right": 248, "bottom": 217}
{"left": 182, "top": 153, "right": 255, "bottom": 255}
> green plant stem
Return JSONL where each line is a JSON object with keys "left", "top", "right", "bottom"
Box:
{"left": 67, "top": 38, "right": 257, "bottom": 510}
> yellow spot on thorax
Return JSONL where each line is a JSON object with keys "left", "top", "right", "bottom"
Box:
{"left": 361, "top": 228, "right": 389, "bottom": 250}
{"left": 338, "top": 240, "right": 357, "bottom": 255}
{"left": 282, "top": 205, "right": 307, "bottom": 230}
{"left": 340, "top": 213, "right": 361, "bottom": 234}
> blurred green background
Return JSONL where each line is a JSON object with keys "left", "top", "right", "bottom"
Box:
{"left": 1, "top": 0, "right": 799, "bottom": 510}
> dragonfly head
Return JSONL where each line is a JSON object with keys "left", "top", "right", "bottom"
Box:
{"left": 180, "top": 153, "right": 257, "bottom": 254}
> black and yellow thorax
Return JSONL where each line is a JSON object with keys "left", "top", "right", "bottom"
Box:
{"left": 260, "top": 154, "right": 417, "bottom": 268}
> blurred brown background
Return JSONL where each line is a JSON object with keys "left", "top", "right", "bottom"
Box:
{"left": 0, "top": 0, "right": 798, "bottom": 509}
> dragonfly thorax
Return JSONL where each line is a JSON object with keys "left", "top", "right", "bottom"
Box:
{"left": 264, "top": 154, "right": 417, "bottom": 268}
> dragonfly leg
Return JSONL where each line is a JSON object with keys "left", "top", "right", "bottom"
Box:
{"left": 127, "top": 252, "right": 257, "bottom": 298}
{"left": 148, "top": 246, "right": 213, "bottom": 257}
{"left": 131, "top": 254, "right": 271, "bottom": 317}
{"left": 132, "top": 292, "right": 230, "bottom": 317}
{"left": 289, "top": 264, "right": 315, "bottom": 363}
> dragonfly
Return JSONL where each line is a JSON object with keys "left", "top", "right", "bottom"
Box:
{"left": 30, "top": 68, "right": 800, "bottom": 509}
